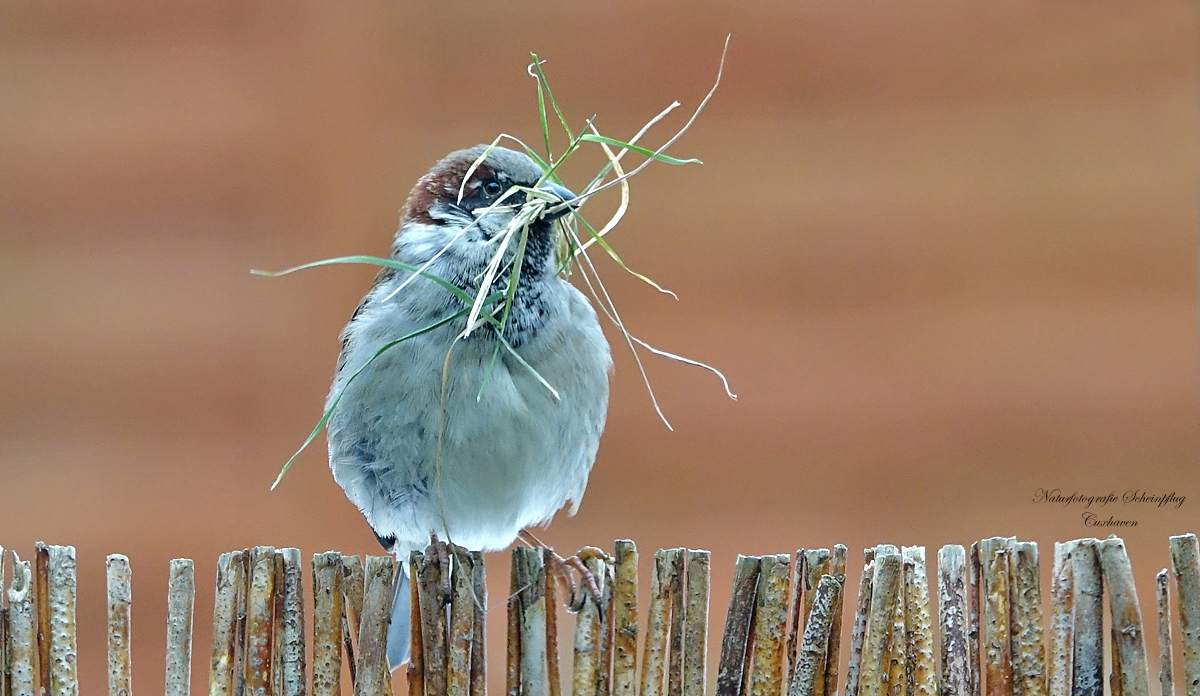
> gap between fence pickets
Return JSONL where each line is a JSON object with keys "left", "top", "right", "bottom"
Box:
{"left": 0, "top": 534, "right": 1198, "bottom": 696}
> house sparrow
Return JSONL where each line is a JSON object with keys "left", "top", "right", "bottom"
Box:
{"left": 326, "top": 145, "right": 612, "bottom": 668}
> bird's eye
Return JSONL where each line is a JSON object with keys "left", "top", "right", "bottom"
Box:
{"left": 482, "top": 180, "right": 503, "bottom": 197}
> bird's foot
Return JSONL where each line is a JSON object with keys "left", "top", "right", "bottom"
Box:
{"left": 517, "top": 529, "right": 607, "bottom": 613}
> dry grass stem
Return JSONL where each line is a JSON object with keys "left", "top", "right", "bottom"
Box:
{"left": 684, "top": 551, "right": 711, "bottom": 696}
{"left": 716, "top": 556, "right": 760, "bottom": 696}
{"left": 469, "top": 551, "right": 487, "bottom": 696}
{"left": 245, "top": 546, "right": 278, "bottom": 696}
{"left": 1170, "top": 534, "right": 1200, "bottom": 696}
{"left": 788, "top": 574, "right": 841, "bottom": 696}
{"left": 279, "top": 549, "right": 307, "bottom": 696}
{"left": 105, "top": 555, "right": 133, "bottom": 696}
{"left": 46, "top": 545, "right": 79, "bottom": 696}
{"left": 613, "top": 541, "right": 639, "bottom": 696}
{"left": 1047, "top": 543, "right": 1075, "bottom": 696}
{"left": 642, "top": 550, "right": 672, "bottom": 696}
{"left": 1097, "top": 538, "right": 1149, "bottom": 696}
{"left": 9, "top": 555, "right": 36, "bottom": 696}
{"left": 355, "top": 557, "right": 396, "bottom": 696}
{"left": 751, "top": 555, "right": 792, "bottom": 696}
{"left": 165, "top": 559, "right": 195, "bottom": 696}
{"left": 902, "top": 547, "right": 936, "bottom": 696}
{"left": 938, "top": 546, "right": 971, "bottom": 696}
{"left": 312, "top": 552, "right": 345, "bottom": 696}
{"left": 1011, "top": 543, "right": 1045, "bottom": 696}
{"left": 1070, "top": 540, "right": 1103, "bottom": 696}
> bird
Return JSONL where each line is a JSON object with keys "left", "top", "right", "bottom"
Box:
{"left": 325, "top": 145, "right": 613, "bottom": 669}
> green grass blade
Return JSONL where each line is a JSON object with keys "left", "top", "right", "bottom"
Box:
{"left": 252, "top": 256, "right": 475, "bottom": 305}
{"left": 532, "top": 58, "right": 553, "bottom": 160}
{"left": 574, "top": 213, "right": 677, "bottom": 298}
{"left": 578, "top": 134, "right": 701, "bottom": 165}
{"left": 530, "top": 54, "right": 573, "bottom": 141}
{"left": 269, "top": 305, "right": 472, "bottom": 490}
{"left": 498, "top": 334, "right": 560, "bottom": 400}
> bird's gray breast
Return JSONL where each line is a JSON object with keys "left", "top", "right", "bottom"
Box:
{"left": 326, "top": 277, "right": 611, "bottom": 552}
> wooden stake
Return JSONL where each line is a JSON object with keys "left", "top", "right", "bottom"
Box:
{"left": 279, "top": 549, "right": 307, "bottom": 696}
{"left": 825, "top": 545, "right": 847, "bottom": 696}
{"left": 447, "top": 551, "right": 476, "bottom": 696}
{"left": 1070, "top": 539, "right": 1103, "bottom": 696}
{"left": 469, "top": 551, "right": 487, "bottom": 696}
{"left": 667, "top": 549, "right": 687, "bottom": 696}
{"left": 599, "top": 559, "right": 616, "bottom": 696}
{"left": 244, "top": 546, "right": 277, "bottom": 696}
{"left": 106, "top": 555, "right": 133, "bottom": 696}
{"left": 506, "top": 551, "right": 521, "bottom": 696}
{"left": 1047, "top": 542, "right": 1075, "bottom": 696}
{"left": 1170, "top": 534, "right": 1200, "bottom": 696}
{"left": 858, "top": 550, "right": 901, "bottom": 696}
{"left": 572, "top": 555, "right": 606, "bottom": 696}
{"left": 1011, "top": 542, "right": 1045, "bottom": 696}
{"left": 345, "top": 555, "right": 367, "bottom": 687}
{"left": 612, "top": 541, "right": 639, "bottom": 696}
{"left": 417, "top": 549, "right": 449, "bottom": 696}
{"left": 312, "top": 552, "right": 344, "bottom": 696}
{"left": 938, "top": 546, "right": 970, "bottom": 696}
{"left": 716, "top": 556, "right": 761, "bottom": 696}
{"left": 543, "top": 550, "right": 560, "bottom": 696}
{"left": 35, "top": 543, "right": 50, "bottom": 696}
{"left": 165, "top": 559, "right": 195, "bottom": 696}
{"left": 1156, "top": 570, "right": 1174, "bottom": 696}
{"left": 789, "top": 574, "right": 841, "bottom": 696}
{"left": 844, "top": 551, "right": 875, "bottom": 696}
{"left": 356, "top": 557, "right": 396, "bottom": 696}
{"left": 1097, "top": 537, "right": 1149, "bottom": 696}
{"left": 46, "top": 545, "right": 79, "bottom": 696}
{"left": 9, "top": 555, "right": 36, "bottom": 696}
{"left": 902, "top": 547, "right": 935, "bottom": 696}
{"left": 751, "top": 555, "right": 791, "bottom": 696}
{"left": 516, "top": 547, "right": 548, "bottom": 696}
{"left": 788, "top": 551, "right": 808, "bottom": 685}
{"left": 684, "top": 551, "right": 711, "bottom": 696}
{"left": 968, "top": 543, "right": 980, "bottom": 696}
{"left": 979, "top": 538, "right": 1012, "bottom": 696}
{"left": 642, "top": 550, "right": 672, "bottom": 696}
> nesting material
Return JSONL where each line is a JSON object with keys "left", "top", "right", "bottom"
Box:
{"left": 716, "top": 555, "right": 761, "bottom": 696}
{"left": 165, "top": 559, "right": 195, "bottom": 696}
{"left": 106, "top": 555, "right": 133, "bottom": 696}
{"left": 938, "top": 545, "right": 971, "bottom": 696}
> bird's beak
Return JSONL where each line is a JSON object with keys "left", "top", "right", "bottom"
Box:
{"left": 539, "top": 182, "right": 577, "bottom": 222}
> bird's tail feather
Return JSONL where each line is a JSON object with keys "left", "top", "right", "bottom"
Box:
{"left": 387, "top": 562, "right": 411, "bottom": 670}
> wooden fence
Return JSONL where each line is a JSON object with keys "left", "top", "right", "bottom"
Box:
{"left": 0, "top": 535, "right": 1196, "bottom": 696}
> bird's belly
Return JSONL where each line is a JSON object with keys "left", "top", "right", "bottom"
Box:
{"left": 329, "top": 311, "right": 609, "bottom": 553}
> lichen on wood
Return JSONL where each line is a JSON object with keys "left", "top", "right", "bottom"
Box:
{"left": 751, "top": 555, "right": 792, "bottom": 696}
{"left": 938, "top": 545, "right": 970, "bottom": 696}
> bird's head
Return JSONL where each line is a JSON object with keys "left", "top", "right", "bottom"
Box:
{"left": 395, "top": 145, "right": 576, "bottom": 282}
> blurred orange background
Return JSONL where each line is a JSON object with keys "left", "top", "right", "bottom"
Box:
{"left": 2, "top": 2, "right": 1198, "bottom": 694}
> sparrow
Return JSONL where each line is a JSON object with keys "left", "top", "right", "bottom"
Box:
{"left": 325, "top": 145, "right": 613, "bottom": 668}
